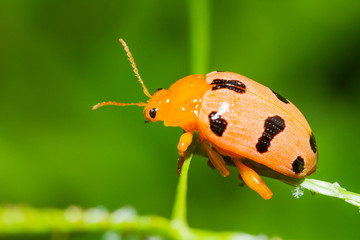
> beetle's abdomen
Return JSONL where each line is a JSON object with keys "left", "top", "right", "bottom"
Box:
{"left": 197, "top": 72, "right": 318, "bottom": 178}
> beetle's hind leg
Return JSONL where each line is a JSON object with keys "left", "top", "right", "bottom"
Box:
{"left": 233, "top": 158, "right": 273, "bottom": 200}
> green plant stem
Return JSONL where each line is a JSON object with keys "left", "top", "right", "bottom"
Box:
{"left": 293, "top": 178, "right": 360, "bottom": 208}
{"left": 188, "top": 0, "right": 211, "bottom": 75}
{"left": 170, "top": 141, "right": 194, "bottom": 224}
{"left": 170, "top": 133, "right": 197, "bottom": 238}
{"left": 172, "top": 144, "right": 196, "bottom": 222}
{"left": 0, "top": 205, "right": 272, "bottom": 240}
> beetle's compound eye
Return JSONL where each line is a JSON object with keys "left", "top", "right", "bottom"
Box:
{"left": 149, "top": 108, "right": 157, "bottom": 118}
{"left": 155, "top": 88, "right": 163, "bottom": 93}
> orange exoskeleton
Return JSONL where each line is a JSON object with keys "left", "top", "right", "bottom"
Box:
{"left": 93, "top": 39, "right": 318, "bottom": 200}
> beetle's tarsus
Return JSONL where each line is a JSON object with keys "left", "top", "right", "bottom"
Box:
{"left": 177, "top": 155, "right": 186, "bottom": 176}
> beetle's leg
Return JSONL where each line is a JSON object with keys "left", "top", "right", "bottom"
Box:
{"left": 237, "top": 173, "right": 245, "bottom": 187}
{"left": 233, "top": 158, "right": 273, "bottom": 200}
{"left": 176, "top": 132, "right": 194, "bottom": 176}
{"left": 177, "top": 155, "right": 185, "bottom": 176}
{"left": 207, "top": 159, "right": 216, "bottom": 169}
{"left": 202, "top": 142, "right": 231, "bottom": 177}
{"left": 177, "top": 132, "right": 194, "bottom": 157}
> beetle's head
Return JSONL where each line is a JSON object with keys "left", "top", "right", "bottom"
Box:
{"left": 143, "top": 87, "right": 169, "bottom": 123}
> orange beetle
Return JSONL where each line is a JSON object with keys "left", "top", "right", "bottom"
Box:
{"left": 94, "top": 39, "right": 318, "bottom": 200}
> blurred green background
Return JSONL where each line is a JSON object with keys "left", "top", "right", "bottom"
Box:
{"left": 1, "top": 0, "right": 360, "bottom": 239}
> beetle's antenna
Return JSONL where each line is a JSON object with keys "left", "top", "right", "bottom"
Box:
{"left": 92, "top": 39, "right": 151, "bottom": 111}
{"left": 119, "top": 38, "right": 152, "bottom": 98}
{"left": 92, "top": 101, "right": 147, "bottom": 110}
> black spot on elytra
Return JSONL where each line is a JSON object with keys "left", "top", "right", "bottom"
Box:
{"left": 210, "top": 79, "right": 246, "bottom": 94}
{"left": 256, "top": 116, "right": 285, "bottom": 153}
{"left": 212, "top": 85, "right": 245, "bottom": 93}
{"left": 292, "top": 156, "right": 304, "bottom": 174}
{"left": 211, "top": 79, "right": 246, "bottom": 88}
{"left": 208, "top": 111, "right": 228, "bottom": 137}
{"left": 310, "top": 132, "right": 317, "bottom": 154}
{"left": 271, "top": 90, "right": 289, "bottom": 104}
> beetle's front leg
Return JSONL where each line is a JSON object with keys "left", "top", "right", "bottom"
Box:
{"left": 177, "top": 132, "right": 194, "bottom": 157}
{"left": 177, "top": 132, "right": 194, "bottom": 175}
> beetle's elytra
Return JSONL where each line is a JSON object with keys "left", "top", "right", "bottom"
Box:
{"left": 93, "top": 39, "right": 318, "bottom": 200}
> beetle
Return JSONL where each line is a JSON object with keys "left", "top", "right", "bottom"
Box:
{"left": 93, "top": 39, "right": 318, "bottom": 200}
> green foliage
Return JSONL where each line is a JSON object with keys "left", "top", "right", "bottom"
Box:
{"left": 0, "top": 141, "right": 359, "bottom": 239}
{"left": 0, "top": 0, "right": 360, "bottom": 239}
